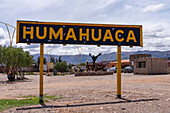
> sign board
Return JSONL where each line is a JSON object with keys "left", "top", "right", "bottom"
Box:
{"left": 47, "top": 62, "right": 53, "bottom": 69}
{"left": 17, "top": 21, "right": 143, "bottom": 46}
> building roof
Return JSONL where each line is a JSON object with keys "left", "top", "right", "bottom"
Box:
{"left": 110, "top": 59, "right": 129, "bottom": 64}
{"left": 130, "top": 54, "right": 151, "bottom": 56}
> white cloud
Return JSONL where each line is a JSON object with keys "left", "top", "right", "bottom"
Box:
{"left": 0, "top": 0, "right": 57, "bottom": 14}
{"left": 99, "top": 14, "right": 107, "bottom": 17}
{"left": 0, "top": 28, "right": 7, "bottom": 38}
{"left": 124, "top": 5, "right": 134, "bottom": 10}
{"left": 95, "top": 0, "right": 119, "bottom": 10}
{"left": 144, "top": 25, "right": 170, "bottom": 39}
{"left": 0, "top": 28, "right": 10, "bottom": 45}
{"left": 0, "top": 0, "right": 170, "bottom": 55}
{"left": 141, "top": 3, "right": 165, "bottom": 13}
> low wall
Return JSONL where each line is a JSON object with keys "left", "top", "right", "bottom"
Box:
{"left": 75, "top": 72, "right": 113, "bottom": 76}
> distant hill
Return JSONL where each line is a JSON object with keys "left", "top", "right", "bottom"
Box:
{"left": 32, "top": 50, "right": 170, "bottom": 64}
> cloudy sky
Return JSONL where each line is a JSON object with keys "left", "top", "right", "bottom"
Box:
{"left": 0, "top": 0, "right": 170, "bottom": 55}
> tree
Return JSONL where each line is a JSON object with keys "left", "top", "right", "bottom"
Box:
{"left": 43, "top": 58, "right": 47, "bottom": 64}
{"left": 55, "top": 58, "right": 58, "bottom": 63}
{"left": 58, "top": 56, "right": 62, "bottom": 62}
{"left": 0, "top": 45, "right": 33, "bottom": 76}
{"left": 32, "top": 59, "right": 38, "bottom": 72}
{"left": 50, "top": 56, "right": 55, "bottom": 64}
{"left": 54, "top": 61, "right": 69, "bottom": 72}
{"left": 68, "top": 63, "right": 75, "bottom": 69}
{"left": 78, "top": 63, "right": 86, "bottom": 66}
{"left": 55, "top": 56, "right": 62, "bottom": 63}
{"left": 37, "top": 57, "right": 47, "bottom": 65}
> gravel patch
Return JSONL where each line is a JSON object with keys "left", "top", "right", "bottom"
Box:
{"left": 0, "top": 73, "right": 170, "bottom": 113}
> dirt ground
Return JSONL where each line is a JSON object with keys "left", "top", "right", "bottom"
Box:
{"left": 0, "top": 73, "right": 170, "bottom": 113}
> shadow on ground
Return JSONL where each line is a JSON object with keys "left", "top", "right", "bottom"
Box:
{"left": 16, "top": 98, "right": 159, "bottom": 111}
{"left": 0, "top": 78, "right": 32, "bottom": 84}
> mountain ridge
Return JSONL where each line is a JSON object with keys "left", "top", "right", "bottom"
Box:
{"left": 32, "top": 50, "right": 170, "bottom": 64}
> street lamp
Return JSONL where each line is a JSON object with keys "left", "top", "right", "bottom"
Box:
{"left": 76, "top": 46, "right": 86, "bottom": 65}
{"left": 0, "top": 22, "right": 16, "bottom": 77}
{"left": 0, "top": 21, "right": 16, "bottom": 46}
{"left": 46, "top": 48, "right": 53, "bottom": 74}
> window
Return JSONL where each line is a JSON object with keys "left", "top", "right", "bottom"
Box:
{"left": 131, "top": 61, "right": 134, "bottom": 66}
{"left": 136, "top": 61, "right": 146, "bottom": 68}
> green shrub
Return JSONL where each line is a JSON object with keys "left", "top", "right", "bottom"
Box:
{"left": 54, "top": 61, "right": 69, "bottom": 72}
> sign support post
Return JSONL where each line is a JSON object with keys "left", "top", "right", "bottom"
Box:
{"left": 117, "top": 46, "right": 121, "bottom": 98}
{"left": 39, "top": 43, "right": 44, "bottom": 102}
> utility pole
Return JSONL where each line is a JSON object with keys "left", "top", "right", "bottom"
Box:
{"left": 46, "top": 49, "right": 53, "bottom": 74}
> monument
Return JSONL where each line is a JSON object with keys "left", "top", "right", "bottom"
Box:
{"left": 89, "top": 53, "right": 102, "bottom": 65}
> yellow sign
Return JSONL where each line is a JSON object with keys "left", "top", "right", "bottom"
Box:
{"left": 17, "top": 21, "right": 143, "bottom": 46}
{"left": 47, "top": 62, "right": 53, "bottom": 69}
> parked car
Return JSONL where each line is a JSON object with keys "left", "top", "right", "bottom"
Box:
{"left": 121, "top": 68, "right": 124, "bottom": 73}
{"left": 104, "top": 67, "right": 109, "bottom": 71}
{"left": 124, "top": 66, "right": 133, "bottom": 73}
{"left": 107, "top": 67, "right": 124, "bottom": 73}
{"left": 107, "top": 67, "right": 117, "bottom": 73}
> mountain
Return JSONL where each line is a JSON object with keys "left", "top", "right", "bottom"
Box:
{"left": 32, "top": 50, "right": 170, "bottom": 64}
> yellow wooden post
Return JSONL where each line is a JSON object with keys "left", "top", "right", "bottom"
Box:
{"left": 117, "top": 46, "right": 121, "bottom": 98}
{"left": 39, "top": 44, "right": 44, "bottom": 102}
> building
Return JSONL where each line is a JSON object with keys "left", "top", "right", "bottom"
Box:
{"left": 130, "top": 54, "right": 151, "bottom": 67}
{"left": 108, "top": 59, "right": 130, "bottom": 68}
{"left": 98, "top": 60, "right": 113, "bottom": 67}
{"left": 0, "top": 64, "right": 37, "bottom": 73}
{"left": 167, "top": 60, "right": 170, "bottom": 73}
{"left": 134, "top": 57, "right": 167, "bottom": 74}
